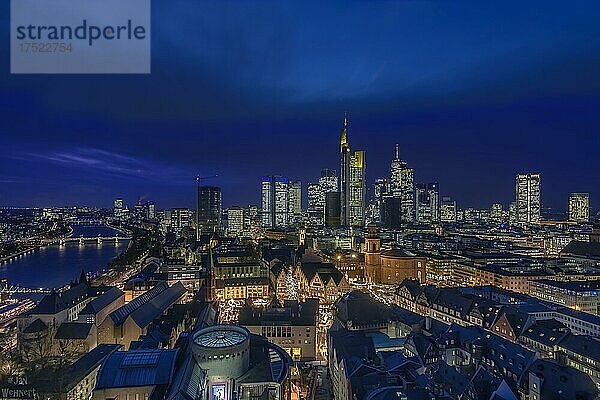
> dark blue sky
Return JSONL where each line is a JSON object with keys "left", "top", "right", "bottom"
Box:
{"left": 2, "top": 1, "right": 600, "bottom": 212}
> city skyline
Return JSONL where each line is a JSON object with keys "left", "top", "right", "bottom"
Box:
{"left": 2, "top": 125, "right": 596, "bottom": 218}
{"left": 2, "top": 2, "right": 600, "bottom": 209}
{"left": 3, "top": 2, "right": 600, "bottom": 398}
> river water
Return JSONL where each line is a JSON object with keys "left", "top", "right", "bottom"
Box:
{"left": 0, "top": 225, "right": 130, "bottom": 289}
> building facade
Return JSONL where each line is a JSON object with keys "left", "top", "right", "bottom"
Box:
{"left": 261, "top": 176, "right": 289, "bottom": 229}
{"left": 569, "top": 192, "right": 590, "bottom": 223}
{"left": 516, "top": 173, "right": 541, "bottom": 226}
{"left": 339, "top": 114, "right": 366, "bottom": 227}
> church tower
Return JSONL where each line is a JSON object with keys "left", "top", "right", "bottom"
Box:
{"left": 364, "top": 223, "right": 381, "bottom": 283}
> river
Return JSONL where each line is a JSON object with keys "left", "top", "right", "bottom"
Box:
{"left": 0, "top": 224, "right": 130, "bottom": 289}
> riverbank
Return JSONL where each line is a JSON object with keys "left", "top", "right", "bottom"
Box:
{"left": 0, "top": 225, "right": 75, "bottom": 265}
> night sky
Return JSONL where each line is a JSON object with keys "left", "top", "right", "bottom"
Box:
{"left": 1, "top": 1, "right": 600, "bottom": 213}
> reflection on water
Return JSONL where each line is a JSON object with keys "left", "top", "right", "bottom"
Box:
{"left": 0, "top": 225, "right": 130, "bottom": 289}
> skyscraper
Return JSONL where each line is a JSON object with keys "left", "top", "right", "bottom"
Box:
{"left": 515, "top": 173, "right": 541, "bottom": 226}
{"left": 307, "top": 170, "right": 339, "bottom": 226}
{"left": 288, "top": 180, "right": 302, "bottom": 225}
{"left": 261, "top": 176, "right": 289, "bottom": 229}
{"left": 415, "top": 182, "right": 440, "bottom": 223}
{"left": 349, "top": 150, "right": 366, "bottom": 227}
{"left": 307, "top": 183, "right": 322, "bottom": 226}
{"left": 325, "top": 192, "right": 341, "bottom": 228}
{"left": 381, "top": 196, "right": 402, "bottom": 229}
{"left": 569, "top": 192, "right": 590, "bottom": 223}
{"left": 370, "top": 178, "right": 388, "bottom": 224}
{"left": 340, "top": 113, "right": 350, "bottom": 226}
{"left": 147, "top": 202, "right": 156, "bottom": 219}
{"left": 113, "top": 198, "right": 123, "bottom": 219}
{"left": 227, "top": 206, "right": 245, "bottom": 237}
{"left": 198, "top": 186, "right": 222, "bottom": 233}
{"left": 319, "top": 169, "right": 338, "bottom": 194}
{"left": 165, "top": 208, "right": 194, "bottom": 235}
{"left": 339, "top": 114, "right": 366, "bottom": 227}
{"left": 389, "top": 144, "right": 414, "bottom": 223}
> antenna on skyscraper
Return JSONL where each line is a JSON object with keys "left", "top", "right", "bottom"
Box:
{"left": 395, "top": 143, "right": 399, "bottom": 160}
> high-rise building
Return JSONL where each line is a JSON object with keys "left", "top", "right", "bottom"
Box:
{"left": 339, "top": 114, "right": 366, "bottom": 227}
{"left": 389, "top": 144, "right": 414, "bottom": 223}
{"left": 569, "top": 192, "right": 590, "bottom": 223}
{"left": 348, "top": 150, "right": 366, "bottom": 227}
{"left": 515, "top": 173, "right": 541, "bottom": 226}
{"left": 165, "top": 208, "right": 193, "bottom": 235}
{"left": 325, "top": 192, "right": 341, "bottom": 228}
{"left": 287, "top": 180, "right": 302, "bottom": 225}
{"left": 227, "top": 207, "right": 245, "bottom": 237}
{"left": 113, "top": 198, "right": 123, "bottom": 219}
{"left": 307, "top": 183, "right": 322, "bottom": 226}
{"left": 198, "top": 186, "right": 222, "bottom": 233}
{"left": 307, "top": 170, "right": 338, "bottom": 226}
{"left": 369, "top": 178, "right": 388, "bottom": 224}
{"left": 261, "top": 176, "right": 289, "bottom": 229}
{"left": 319, "top": 169, "right": 338, "bottom": 194}
{"left": 340, "top": 114, "right": 350, "bottom": 226}
{"left": 440, "top": 196, "right": 457, "bottom": 222}
{"left": 147, "top": 202, "right": 156, "bottom": 219}
{"left": 490, "top": 203, "right": 503, "bottom": 222}
{"left": 415, "top": 182, "right": 439, "bottom": 223}
{"left": 381, "top": 196, "right": 401, "bottom": 229}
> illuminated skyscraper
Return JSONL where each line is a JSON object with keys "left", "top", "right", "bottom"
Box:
{"left": 340, "top": 113, "right": 351, "bottom": 226}
{"left": 307, "top": 183, "right": 322, "bottom": 226}
{"left": 308, "top": 169, "right": 338, "bottom": 226}
{"left": 261, "top": 176, "right": 289, "bottom": 229}
{"left": 165, "top": 208, "right": 193, "bottom": 235}
{"left": 113, "top": 198, "right": 123, "bottom": 219}
{"left": 415, "top": 182, "right": 439, "bottom": 223}
{"left": 515, "top": 173, "right": 541, "bottom": 226}
{"left": 339, "top": 114, "right": 366, "bottom": 227}
{"left": 319, "top": 169, "right": 338, "bottom": 194}
{"left": 147, "top": 202, "right": 156, "bottom": 219}
{"left": 440, "top": 196, "right": 457, "bottom": 222}
{"left": 349, "top": 150, "right": 366, "bottom": 227}
{"left": 389, "top": 144, "right": 414, "bottom": 223}
{"left": 288, "top": 180, "right": 302, "bottom": 225}
{"left": 227, "top": 206, "right": 245, "bottom": 237}
{"left": 370, "top": 178, "right": 388, "bottom": 223}
{"left": 569, "top": 192, "right": 590, "bottom": 223}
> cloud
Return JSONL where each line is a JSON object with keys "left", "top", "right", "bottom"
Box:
{"left": 16, "top": 148, "right": 193, "bottom": 185}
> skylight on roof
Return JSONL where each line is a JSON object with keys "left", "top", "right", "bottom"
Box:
{"left": 121, "top": 351, "right": 160, "bottom": 367}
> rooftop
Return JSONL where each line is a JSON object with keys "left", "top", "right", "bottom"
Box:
{"left": 95, "top": 349, "right": 179, "bottom": 389}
